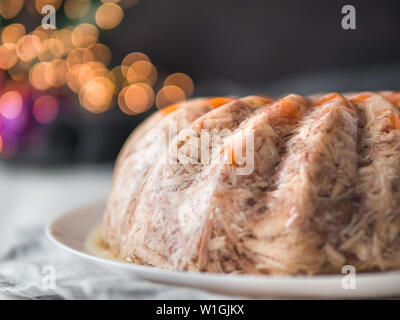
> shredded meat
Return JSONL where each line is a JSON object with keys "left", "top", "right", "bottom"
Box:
{"left": 102, "top": 92, "right": 400, "bottom": 275}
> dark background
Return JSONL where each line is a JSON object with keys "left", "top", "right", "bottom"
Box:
{"left": 105, "top": 0, "right": 400, "bottom": 90}
{"left": 6, "top": 0, "right": 400, "bottom": 164}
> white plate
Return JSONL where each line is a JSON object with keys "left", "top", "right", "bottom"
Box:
{"left": 46, "top": 201, "right": 400, "bottom": 299}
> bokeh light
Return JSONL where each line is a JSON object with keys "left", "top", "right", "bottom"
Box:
{"left": 121, "top": 52, "right": 150, "bottom": 77}
{"left": 164, "top": 73, "right": 194, "bottom": 98}
{"left": 16, "top": 35, "right": 41, "bottom": 62}
{"left": 0, "top": 0, "right": 195, "bottom": 161}
{"left": 33, "top": 95, "right": 59, "bottom": 124}
{"left": 51, "top": 28, "right": 74, "bottom": 55}
{"left": 0, "top": 43, "right": 18, "bottom": 70}
{"left": 67, "top": 64, "right": 87, "bottom": 93}
{"left": 1, "top": 24, "right": 26, "bottom": 45}
{"left": 29, "top": 62, "right": 54, "bottom": 90}
{"left": 89, "top": 43, "right": 112, "bottom": 66}
{"left": 108, "top": 66, "right": 127, "bottom": 92}
{"left": 118, "top": 86, "right": 130, "bottom": 114}
{"left": 79, "top": 77, "right": 115, "bottom": 113}
{"left": 66, "top": 48, "right": 94, "bottom": 68}
{"left": 0, "top": 0, "right": 24, "bottom": 19}
{"left": 96, "top": 3, "right": 124, "bottom": 30}
{"left": 32, "top": 26, "right": 54, "bottom": 43}
{"left": 8, "top": 60, "right": 31, "bottom": 82}
{"left": 38, "top": 38, "right": 65, "bottom": 61}
{"left": 35, "top": 0, "right": 63, "bottom": 15}
{"left": 0, "top": 0, "right": 194, "bottom": 125}
{"left": 126, "top": 60, "right": 157, "bottom": 85}
{"left": 64, "top": 0, "right": 91, "bottom": 20}
{"left": 50, "top": 59, "right": 68, "bottom": 87}
{"left": 0, "top": 91, "right": 23, "bottom": 120}
{"left": 119, "top": 83, "right": 154, "bottom": 115}
{"left": 71, "top": 24, "right": 99, "bottom": 48}
{"left": 156, "top": 85, "right": 186, "bottom": 110}
{"left": 122, "top": 52, "right": 150, "bottom": 66}
{"left": 3, "top": 80, "right": 31, "bottom": 99}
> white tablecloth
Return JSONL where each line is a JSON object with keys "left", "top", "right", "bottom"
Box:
{"left": 0, "top": 163, "right": 230, "bottom": 300}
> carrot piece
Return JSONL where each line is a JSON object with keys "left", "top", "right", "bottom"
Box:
{"left": 266, "top": 96, "right": 306, "bottom": 125}
{"left": 391, "top": 114, "right": 400, "bottom": 131}
{"left": 257, "top": 97, "right": 274, "bottom": 104}
{"left": 350, "top": 92, "right": 374, "bottom": 103}
{"left": 315, "top": 93, "right": 354, "bottom": 110}
{"left": 207, "top": 97, "right": 233, "bottom": 108}
{"left": 278, "top": 99, "right": 301, "bottom": 118}
{"left": 379, "top": 91, "right": 400, "bottom": 105}
{"left": 315, "top": 93, "right": 345, "bottom": 106}
{"left": 160, "top": 103, "right": 179, "bottom": 116}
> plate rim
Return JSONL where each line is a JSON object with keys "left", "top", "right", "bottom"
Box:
{"left": 45, "top": 200, "right": 400, "bottom": 298}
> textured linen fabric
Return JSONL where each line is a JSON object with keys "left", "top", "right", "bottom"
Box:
{"left": 0, "top": 164, "right": 231, "bottom": 300}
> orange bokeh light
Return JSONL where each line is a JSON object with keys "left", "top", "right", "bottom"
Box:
{"left": 64, "top": 0, "right": 91, "bottom": 20}
{"left": 51, "top": 29, "right": 74, "bottom": 55}
{"left": 71, "top": 24, "right": 99, "bottom": 48}
{"left": 49, "top": 59, "right": 68, "bottom": 87}
{"left": 38, "top": 38, "right": 65, "bottom": 61}
{"left": 119, "top": 83, "right": 154, "bottom": 115}
{"left": 66, "top": 62, "right": 109, "bottom": 93}
{"left": 164, "top": 73, "right": 194, "bottom": 98}
{"left": 66, "top": 48, "right": 95, "bottom": 68}
{"left": 66, "top": 64, "right": 86, "bottom": 93}
{"left": 89, "top": 43, "right": 112, "bottom": 66}
{"left": 121, "top": 52, "right": 149, "bottom": 77}
{"left": 0, "top": 91, "right": 23, "bottom": 120}
{"left": 32, "top": 26, "right": 54, "bottom": 43}
{"left": 108, "top": 66, "right": 127, "bottom": 93}
{"left": 0, "top": 0, "right": 189, "bottom": 118}
{"left": 156, "top": 85, "right": 186, "bottom": 110}
{"left": 8, "top": 60, "right": 32, "bottom": 82}
{"left": 29, "top": 62, "right": 55, "bottom": 91}
{"left": 96, "top": 3, "right": 124, "bottom": 30}
{"left": 122, "top": 52, "right": 150, "bottom": 66}
{"left": 1, "top": 24, "right": 26, "bottom": 44}
{"left": 79, "top": 77, "right": 115, "bottom": 113}
{"left": 126, "top": 60, "right": 157, "bottom": 86}
{"left": 0, "top": 0, "right": 24, "bottom": 19}
{"left": 16, "top": 35, "right": 41, "bottom": 62}
{"left": 0, "top": 43, "right": 18, "bottom": 70}
{"left": 35, "top": 0, "right": 63, "bottom": 15}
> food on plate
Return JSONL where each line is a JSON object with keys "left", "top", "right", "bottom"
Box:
{"left": 102, "top": 91, "right": 400, "bottom": 275}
